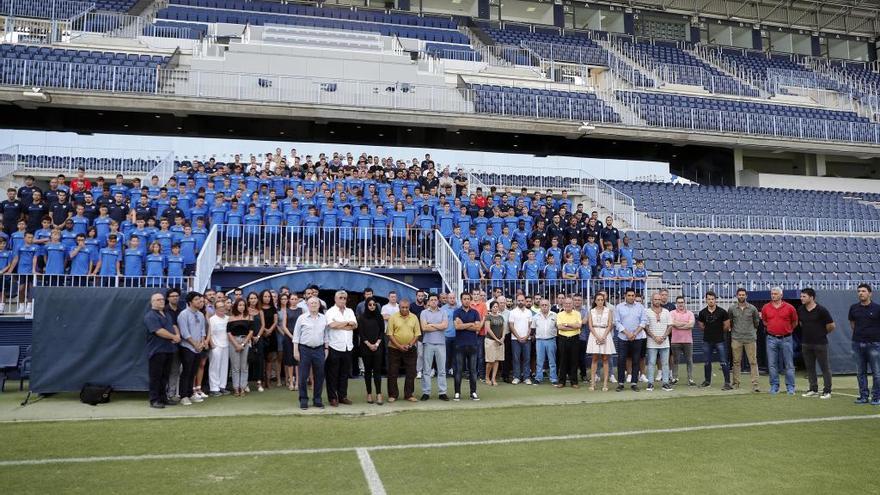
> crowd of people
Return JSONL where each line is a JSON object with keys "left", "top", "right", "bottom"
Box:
{"left": 143, "top": 282, "right": 880, "bottom": 410}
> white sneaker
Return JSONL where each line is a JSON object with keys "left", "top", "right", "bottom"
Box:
{"left": 416, "top": 371, "right": 422, "bottom": 379}
{"left": 639, "top": 373, "right": 649, "bottom": 383}
{"left": 524, "top": 378, "right": 532, "bottom": 385}
{"left": 820, "top": 392, "right": 832, "bottom": 399}
{"left": 257, "top": 384, "right": 264, "bottom": 392}
{"left": 626, "top": 374, "right": 632, "bottom": 383}
{"left": 802, "top": 391, "right": 819, "bottom": 398}
{"left": 453, "top": 393, "right": 461, "bottom": 401}
{"left": 447, "top": 369, "right": 454, "bottom": 376}
{"left": 180, "top": 397, "right": 192, "bottom": 406}
{"left": 190, "top": 395, "right": 203, "bottom": 403}
{"left": 244, "top": 386, "right": 251, "bottom": 393}
{"left": 470, "top": 392, "right": 480, "bottom": 401}
{"left": 512, "top": 378, "right": 520, "bottom": 385}
{"left": 609, "top": 375, "right": 617, "bottom": 383}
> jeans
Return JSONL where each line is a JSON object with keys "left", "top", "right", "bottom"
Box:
{"left": 148, "top": 352, "right": 173, "bottom": 404}
{"left": 445, "top": 337, "right": 456, "bottom": 373}
{"left": 511, "top": 338, "right": 531, "bottom": 381}
{"left": 730, "top": 339, "right": 758, "bottom": 389}
{"left": 325, "top": 348, "right": 351, "bottom": 402}
{"left": 702, "top": 341, "right": 731, "bottom": 385}
{"left": 802, "top": 343, "right": 832, "bottom": 394}
{"left": 454, "top": 345, "right": 478, "bottom": 395}
{"left": 557, "top": 334, "right": 580, "bottom": 386}
{"left": 422, "top": 343, "right": 447, "bottom": 395}
{"left": 477, "top": 336, "right": 486, "bottom": 378}
{"left": 616, "top": 338, "right": 644, "bottom": 384}
{"left": 228, "top": 337, "right": 249, "bottom": 390}
{"left": 416, "top": 341, "right": 424, "bottom": 374}
{"left": 646, "top": 347, "right": 670, "bottom": 385}
{"left": 670, "top": 343, "right": 693, "bottom": 382}
{"left": 166, "top": 350, "right": 181, "bottom": 398}
{"left": 766, "top": 335, "right": 795, "bottom": 393}
{"left": 298, "top": 345, "right": 325, "bottom": 406}
{"left": 852, "top": 341, "right": 880, "bottom": 401}
{"left": 535, "top": 338, "right": 558, "bottom": 384}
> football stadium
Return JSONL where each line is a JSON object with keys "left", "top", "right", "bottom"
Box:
{"left": 1, "top": 0, "right": 880, "bottom": 493}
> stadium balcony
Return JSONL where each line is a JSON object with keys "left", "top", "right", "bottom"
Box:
{"left": 157, "top": 0, "right": 470, "bottom": 45}
{"left": 480, "top": 25, "right": 609, "bottom": 67}
{"left": 471, "top": 84, "right": 620, "bottom": 123}
{"left": 700, "top": 46, "right": 842, "bottom": 93}
{"left": 93, "top": 0, "right": 138, "bottom": 13}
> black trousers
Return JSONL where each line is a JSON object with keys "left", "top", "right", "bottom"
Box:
{"left": 557, "top": 334, "right": 580, "bottom": 386}
{"left": 617, "top": 338, "right": 645, "bottom": 384}
{"left": 387, "top": 346, "right": 417, "bottom": 399}
{"left": 361, "top": 343, "right": 383, "bottom": 395}
{"left": 178, "top": 348, "right": 198, "bottom": 399}
{"left": 148, "top": 352, "right": 173, "bottom": 404}
{"left": 324, "top": 348, "right": 351, "bottom": 402}
{"left": 802, "top": 343, "right": 832, "bottom": 394}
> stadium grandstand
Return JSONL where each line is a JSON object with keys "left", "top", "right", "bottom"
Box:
{"left": 1, "top": 0, "right": 879, "bottom": 493}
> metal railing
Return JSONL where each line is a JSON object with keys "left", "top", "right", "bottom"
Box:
{"left": 434, "top": 231, "right": 462, "bottom": 296}
{"left": 214, "top": 224, "right": 436, "bottom": 269}
{"left": 637, "top": 212, "right": 880, "bottom": 234}
{"left": 0, "top": 59, "right": 161, "bottom": 93}
{"left": 141, "top": 151, "right": 176, "bottom": 188}
{"left": 3, "top": 144, "right": 172, "bottom": 176}
{"left": 1, "top": 0, "right": 94, "bottom": 20}
{"left": 519, "top": 40, "right": 609, "bottom": 67}
{"left": 0, "top": 273, "right": 193, "bottom": 317}
{"left": 71, "top": 11, "right": 202, "bottom": 39}
{"left": 193, "top": 223, "right": 217, "bottom": 292}
{"left": 472, "top": 88, "right": 621, "bottom": 123}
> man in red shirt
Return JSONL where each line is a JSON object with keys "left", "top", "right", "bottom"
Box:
{"left": 69, "top": 167, "right": 92, "bottom": 197}
{"left": 760, "top": 287, "right": 799, "bottom": 395}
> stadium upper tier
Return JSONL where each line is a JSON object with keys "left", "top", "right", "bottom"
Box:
{"left": 608, "top": 180, "right": 880, "bottom": 220}
{"left": 471, "top": 84, "right": 620, "bottom": 123}
{"left": 707, "top": 47, "right": 840, "bottom": 92}
{"left": 94, "top": 0, "right": 137, "bottom": 13}
{"left": 157, "top": 0, "right": 469, "bottom": 44}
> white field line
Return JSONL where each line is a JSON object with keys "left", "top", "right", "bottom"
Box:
{"left": 0, "top": 413, "right": 878, "bottom": 468}
{"left": 357, "top": 448, "right": 387, "bottom": 495}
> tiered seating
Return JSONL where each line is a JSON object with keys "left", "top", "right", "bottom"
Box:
{"left": 627, "top": 231, "right": 880, "bottom": 287}
{"left": 473, "top": 84, "right": 620, "bottom": 123}
{"left": 0, "top": 44, "right": 169, "bottom": 92}
{"left": 709, "top": 47, "right": 840, "bottom": 92}
{"left": 615, "top": 91, "right": 878, "bottom": 143}
{"left": 609, "top": 181, "right": 880, "bottom": 221}
{"left": 94, "top": 0, "right": 137, "bottom": 12}
{"left": 17, "top": 154, "right": 159, "bottom": 173}
{"left": 624, "top": 40, "right": 759, "bottom": 97}
{"left": 0, "top": 0, "right": 93, "bottom": 19}
{"left": 158, "top": 0, "right": 470, "bottom": 44}
{"left": 482, "top": 26, "right": 608, "bottom": 67}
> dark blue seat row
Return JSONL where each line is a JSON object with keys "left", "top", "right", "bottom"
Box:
{"left": 471, "top": 84, "right": 620, "bottom": 123}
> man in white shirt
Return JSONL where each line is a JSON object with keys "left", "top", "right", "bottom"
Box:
{"left": 531, "top": 299, "right": 558, "bottom": 385}
{"left": 381, "top": 291, "right": 400, "bottom": 321}
{"left": 324, "top": 290, "right": 357, "bottom": 407}
{"left": 292, "top": 297, "right": 328, "bottom": 410}
{"left": 508, "top": 294, "right": 533, "bottom": 385}
{"left": 646, "top": 292, "right": 673, "bottom": 391}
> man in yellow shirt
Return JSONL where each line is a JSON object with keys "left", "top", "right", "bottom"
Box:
{"left": 556, "top": 296, "right": 583, "bottom": 388}
{"left": 386, "top": 299, "right": 421, "bottom": 403}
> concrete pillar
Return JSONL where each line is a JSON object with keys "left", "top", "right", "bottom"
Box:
{"left": 733, "top": 148, "right": 744, "bottom": 185}
{"left": 816, "top": 154, "right": 827, "bottom": 177}
{"left": 752, "top": 27, "right": 762, "bottom": 50}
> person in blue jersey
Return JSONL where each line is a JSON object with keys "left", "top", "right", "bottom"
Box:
{"left": 616, "top": 258, "right": 634, "bottom": 296}
{"left": 415, "top": 205, "right": 435, "bottom": 265}
{"left": 482, "top": 225, "right": 498, "bottom": 255}
{"left": 599, "top": 259, "right": 617, "bottom": 297}
{"left": 372, "top": 204, "right": 390, "bottom": 267}
{"left": 619, "top": 236, "right": 635, "bottom": 268}
{"left": 448, "top": 225, "right": 464, "bottom": 255}
{"left": 0, "top": 237, "right": 15, "bottom": 311}
{"left": 562, "top": 253, "right": 579, "bottom": 294}
{"left": 320, "top": 197, "right": 339, "bottom": 265}
{"left": 43, "top": 230, "right": 67, "bottom": 279}
{"left": 582, "top": 233, "right": 600, "bottom": 277}
{"left": 546, "top": 237, "right": 562, "bottom": 269}
{"left": 10, "top": 220, "right": 27, "bottom": 255}
{"left": 355, "top": 204, "right": 373, "bottom": 265}
{"left": 473, "top": 209, "right": 489, "bottom": 240}
{"left": 84, "top": 227, "right": 101, "bottom": 268}
{"left": 599, "top": 241, "right": 616, "bottom": 269}
{"left": 33, "top": 217, "right": 52, "bottom": 270}
{"left": 564, "top": 236, "right": 581, "bottom": 265}
{"left": 153, "top": 218, "right": 174, "bottom": 256}
{"left": 284, "top": 198, "right": 303, "bottom": 265}
{"left": 530, "top": 238, "right": 546, "bottom": 269}
{"left": 144, "top": 241, "right": 166, "bottom": 287}
{"left": 633, "top": 259, "right": 648, "bottom": 297}
{"left": 170, "top": 216, "right": 186, "bottom": 244}
{"left": 107, "top": 220, "right": 125, "bottom": 249}
{"left": 578, "top": 256, "right": 593, "bottom": 296}
{"left": 498, "top": 225, "right": 512, "bottom": 252}
{"left": 543, "top": 253, "right": 560, "bottom": 295}
{"left": 13, "top": 232, "right": 37, "bottom": 311}
{"left": 512, "top": 220, "right": 529, "bottom": 250}
{"left": 479, "top": 242, "right": 494, "bottom": 273}
{"left": 192, "top": 217, "right": 208, "bottom": 253}
{"left": 225, "top": 198, "right": 244, "bottom": 264}
{"left": 522, "top": 250, "right": 541, "bottom": 296}
{"left": 177, "top": 224, "right": 198, "bottom": 275}
{"left": 123, "top": 235, "right": 145, "bottom": 278}
{"left": 487, "top": 254, "right": 505, "bottom": 291}
{"left": 263, "top": 198, "right": 284, "bottom": 266}
{"left": 68, "top": 234, "right": 93, "bottom": 281}
{"left": 71, "top": 204, "right": 90, "bottom": 237}
{"left": 339, "top": 204, "right": 357, "bottom": 266}
{"left": 166, "top": 244, "right": 186, "bottom": 287}
{"left": 208, "top": 194, "right": 228, "bottom": 232}
{"left": 243, "top": 203, "right": 263, "bottom": 265}
{"left": 301, "top": 205, "right": 322, "bottom": 265}
{"left": 95, "top": 234, "right": 122, "bottom": 283}
{"left": 456, "top": 206, "right": 472, "bottom": 234}
{"left": 464, "top": 225, "right": 479, "bottom": 252}
{"left": 437, "top": 202, "right": 456, "bottom": 239}
{"left": 463, "top": 250, "right": 483, "bottom": 291}
{"left": 389, "top": 201, "right": 409, "bottom": 265}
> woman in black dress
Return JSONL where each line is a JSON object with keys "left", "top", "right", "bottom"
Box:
{"left": 279, "top": 292, "right": 302, "bottom": 391}
{"left": 246, "top": 291, "right": 264, "bottom": 393}
{"left": 358, "top": 297, "right": 385, "bottom": 405}
{"left": 258, "top": 289, "right": 279, "bottom": 389}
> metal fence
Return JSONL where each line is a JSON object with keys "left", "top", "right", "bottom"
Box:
{"left": 519, "top": 40, "right": 609, "bottom": 67}
{"left": 71, "top": 11, "right": 202, "bottom": 40}
{"left": 214, "top": 224, "right": 436, "bottom": 269}
{"left": 0, "top": 273, "right": 193, "bottom": 317}
{"left": 0, "top": 0, "right": 94, "bottom": 20}
{"left": 472, "top": 88, "right": 621, "bottom": 123}
{"left": 434, "top": 231, "right": 462, "bottom": 296}
{"left": 0, "top": 58, "right": 160, "bottom": 93}
{"left": 637, "top": 212, "right": 880, "bottom": 234}
{"left": 193, "top": 223, "right": 217, "bottom": 293}
{"left": 3, "top": 144, "right": 173, "bottom": 176}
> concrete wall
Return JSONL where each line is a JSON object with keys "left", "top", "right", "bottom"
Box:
{"left": 739, "top": 170, "right": 880, "bottom": 193}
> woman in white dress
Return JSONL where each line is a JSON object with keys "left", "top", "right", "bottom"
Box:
{"left": 587, "top": 293, "right": 616, "bottom": 391}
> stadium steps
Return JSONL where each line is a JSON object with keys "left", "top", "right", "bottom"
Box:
{"left": 685, "top": 45, "right": 769, "bottom": 98}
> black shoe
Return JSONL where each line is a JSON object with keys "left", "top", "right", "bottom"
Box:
{"left": 164, "top": 398, "right": 179, "bottom": 406}
{"left": 438, "top": 394, "right": 450, "bottom": 401}
{"left": 420, "top": 394, "right": 430, "bottom": 401}
{"left": 314, "top": 402, "right": 325, "bottom": 409}
{"left": 700, "top": 381, "right": 712, "bottom": 388}
{"left": 631, "top": 384, "right": 639, "bottom": 392}
{"left": 150, "top": 401, "right": 165, "bottom": 409}
{"left": 616, "top": 384, "right": 625, "bottom": 392}
{"left": 300, "top": 403, "right": 308, "bottom": 410}
{"left": 721, "top": 384, "right": 733, "bottom": 391}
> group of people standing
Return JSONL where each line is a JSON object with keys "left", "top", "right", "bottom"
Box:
{"left": 143, "top": 282, "right": 880, "bottom": 409}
